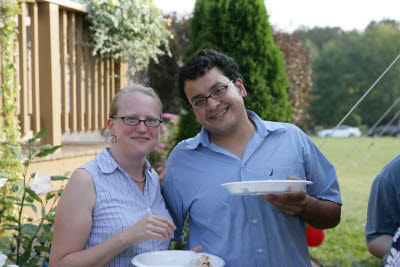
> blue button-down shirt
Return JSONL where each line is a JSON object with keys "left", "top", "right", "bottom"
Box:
{"left": 162, "top": 111, "right": 341, "bottom": 267}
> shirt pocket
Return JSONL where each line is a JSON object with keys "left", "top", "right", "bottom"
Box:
{"left": 269, "top": 165, "right": 306, "bottom": 180}
{"left": 244, "top": 165, "right": 305, "bottom": 181}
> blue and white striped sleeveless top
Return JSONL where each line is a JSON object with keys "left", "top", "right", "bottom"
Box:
{"left": 81, "top": 148, "right": 172, "bottom": 266}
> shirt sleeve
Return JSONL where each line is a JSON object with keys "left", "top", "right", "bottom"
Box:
{"left": 302, "top": 133, "right": 342, "bottom": 205}
{"left": 366, "top": 159, "right": 400, "bottom": 242}
{"left": 161, "top": 151, "right": 187, "bottom": 243}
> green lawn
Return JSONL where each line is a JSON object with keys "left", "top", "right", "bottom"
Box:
{"left": 309, "top": 136, "right": 400, "bottom": 267}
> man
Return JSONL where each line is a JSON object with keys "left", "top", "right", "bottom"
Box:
{"left": 366, "top": 154, "right": 400, "bottom": 259}
{"left": 162, "top": 49, "right": 342, "bottom": 266}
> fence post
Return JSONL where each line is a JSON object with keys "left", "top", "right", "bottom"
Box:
{"left": 38, "top": 2, "right": 61, "bottom": 145}
{"left": 115, "top": 61, "right": 129, "bottom": 91}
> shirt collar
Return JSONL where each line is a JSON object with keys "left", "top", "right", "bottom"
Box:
{"left": 183, "top": 110, "right": 285, "bottom": 150}
{"left": 98, "top": 147, "right": 152, "bottom": 174}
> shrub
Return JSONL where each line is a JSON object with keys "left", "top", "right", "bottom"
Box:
{"left": 78, "top": 0, "right": 172, "bottom": 73}
{"left": 0, "top": 129, "right": 69, "bottom": 266}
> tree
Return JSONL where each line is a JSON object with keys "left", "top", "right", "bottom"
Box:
{"left": 356, "top": 21, "right": 400, "bottom": 126}
{"left": 176, "top": 0, "right": 291, "bottom": 140}
{"left": 308, "top": 21, "right": 400, "bottom": 127}
{"left": 148, "top": 13, "right": 191, "bottom": 114}
{"left": 273, "top": 31, "right": 313, "bottom": 128}
{"left": 308, "top": 32, "right": 362, "bottom": 127}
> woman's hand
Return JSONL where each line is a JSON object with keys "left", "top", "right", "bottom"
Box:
{"left": 128, "top": 214, "right": 176, "bottom": 245}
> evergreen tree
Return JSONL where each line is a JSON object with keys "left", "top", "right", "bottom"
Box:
{"left": 176, "top": 0, "right": 291, "bottom": 141}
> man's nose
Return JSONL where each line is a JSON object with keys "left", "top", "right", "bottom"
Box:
{"left": 206, "top": 96, "right": 220, "bottom": 109}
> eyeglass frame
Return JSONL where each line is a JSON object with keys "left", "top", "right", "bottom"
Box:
{"left": 109, "top": 116, "right": 163, "bottom": 127}
{"left": 188, "top": 80, "right": 234, "bottom": 110}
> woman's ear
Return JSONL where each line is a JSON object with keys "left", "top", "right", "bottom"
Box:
{"left": 107, "top": 118, "right": 115, "bottom": 136}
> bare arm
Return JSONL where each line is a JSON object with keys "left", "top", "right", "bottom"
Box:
{"left": 264, "top": 176, "right": 341, "bottom": 229}
{"left": 366, "top": 235, "right": 393, "bottom": 259}
{"left": 50, "top": 169, "right": 175, "bottom": 267}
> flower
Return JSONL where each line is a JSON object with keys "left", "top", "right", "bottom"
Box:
{"left": 0, "top": 252, "right": 7, "bottom": 266}
{"left": 29, "top": 173, "right": 51, "bottom": 194}
{"left": 162, "top": 113, "right": 178, "bottom": 120}
{"left": 0, "top": 178, "right": 8, "bottom": 188}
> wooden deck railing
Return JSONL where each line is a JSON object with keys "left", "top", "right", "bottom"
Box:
{"left": 0, "top": 0, "right": 129, "bottom": 145}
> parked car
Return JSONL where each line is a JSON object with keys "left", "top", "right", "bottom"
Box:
{"left": 367, "top": 125, "right": 400, "bottom": 137}
{"left": 317, "top": 125, "right": 361, "bottom": 138}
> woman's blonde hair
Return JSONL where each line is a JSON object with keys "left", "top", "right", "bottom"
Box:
{"left": 109, "top": 83, "right": 162, "bottom": 118}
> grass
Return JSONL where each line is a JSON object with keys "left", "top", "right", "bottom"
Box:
{"left": 308, "top": 136, "right": 400, "bottom": 267}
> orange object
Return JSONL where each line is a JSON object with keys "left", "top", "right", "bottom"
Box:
{"left": 306, "top": 224, "right": 325, "bottom": 247}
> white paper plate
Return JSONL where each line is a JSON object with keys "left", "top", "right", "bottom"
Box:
{"left": 131, "top": 250, "right": 225, "bottom": 267}
{"left": 220, "top": 180, "right": 312, "bottom": 195}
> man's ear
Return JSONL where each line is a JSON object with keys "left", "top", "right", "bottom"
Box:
{"left": 235, "top": 78, "right": 247, "bottom": 98}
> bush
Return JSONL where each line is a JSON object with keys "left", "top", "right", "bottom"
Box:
{"left": 0, "top": 129, "right": 69, "bottom": 266}
{"left": 78, "top": 0, "right": 172, "bottom": 73}
{"left": 147, "top": 113, "right": 180, "bottom": 180}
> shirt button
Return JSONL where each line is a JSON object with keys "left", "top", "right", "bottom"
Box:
{"left": 242, "top": 164, "right": 245, "bottom": 168}
{"left": 147, "top": 208, "right": 151, "bottom": 212}
{"left": 258, "top": 249, "right": 263, "bottom": 254}
{"left": 252, "top": 219, "right": 257, "bottom": 224}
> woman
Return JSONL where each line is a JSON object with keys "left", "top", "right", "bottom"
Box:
{"left": 50, "top": 84, "right": 176, "bottom": 266}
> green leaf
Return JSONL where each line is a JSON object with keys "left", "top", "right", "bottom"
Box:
{"left": 5, "top": 195, "right": 22, "bottom": 201}
{"left": 24, "top": 159, "right": 30, "bottom": 166}
{"left": 5, "top": 215, "right": 18, "bottom": 223}
{"left": 38, "top": 144, "right": 53, "bottom": 150}
{"left": 34, "top": 245, "right": 50, "bottom": 252}
{"left": 25, "top": 187, "right": 43, "bottom": 204}
{"left": 26, "top": 195, "right": 35, "bottom": 203}
{"left": 36, "top": 236, "right": 47, "bottom": 244}
{"left": 0, "top": 239, "right": 11, "bottom": 249}
{"left": 45, "top": 217, "right": 54, "bottom": 223}
{"left": 36, "top": 145, "right": 63, "bottom": 157}
{"left": 41, "top": 206, "right": 46, "bottom": 218}
{"left": 12, "top": 180, "right": 25, "bottom": 195}
{"left": 0, "top": 247, "right": 12, "bottom": 255}
{"left": 19, "top": 247, "right": 32, "bottom": 263}
{"left": 10, "top": 145, "right": 23, "bottom": 161}
{"left": 42, "top": 224, "right": 53, "bottom": 242}
{"left": 46, "top": 193, "right": 55, "bottom": 200}
{"left": 64, "top": 171, "right": 72, "bottom": 177}
{"left": 50, "top": 175, "right": 68, "bottom": 181}
{"left": 33, "top": 128, "right": 47, "bottom": 141}
{"left": 4, "top": 225, "right": 19, "bottom": 230}
{"left": 21, "top": 223, "right": 39, "bottom": 236}
{"left": 16, "top": 202, "right": 37, "bottom": 213}
{"left": 0, "top": 171, "right": 9, "bottom": 178}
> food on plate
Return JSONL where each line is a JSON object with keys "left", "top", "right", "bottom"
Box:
{"left": 190, "top": 254, "right": 213, "bottom": 266}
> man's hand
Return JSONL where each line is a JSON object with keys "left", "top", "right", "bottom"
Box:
{"left": 264, "top": 176, "right": 341, "bottom": 229}
{"left": 264, "top": 176, "right": 308, "bottom": 216}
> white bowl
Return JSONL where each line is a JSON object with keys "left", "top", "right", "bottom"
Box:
{"left": 220, "top": 180, "right": 312, "bottom": 195}
{"left": 131, "top": 250, "right": 225, "bottom": 267}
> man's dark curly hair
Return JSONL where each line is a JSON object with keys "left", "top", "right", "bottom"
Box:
{"left": 178, "top": 49, "right": 242, "bottom": 104}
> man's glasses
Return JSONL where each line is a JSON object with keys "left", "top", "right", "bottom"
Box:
{"left": 189, "top": 80, "right": 233, "bottom": 110}
{"left": 110, "top": 116, "right": 163, "bottom": 127}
